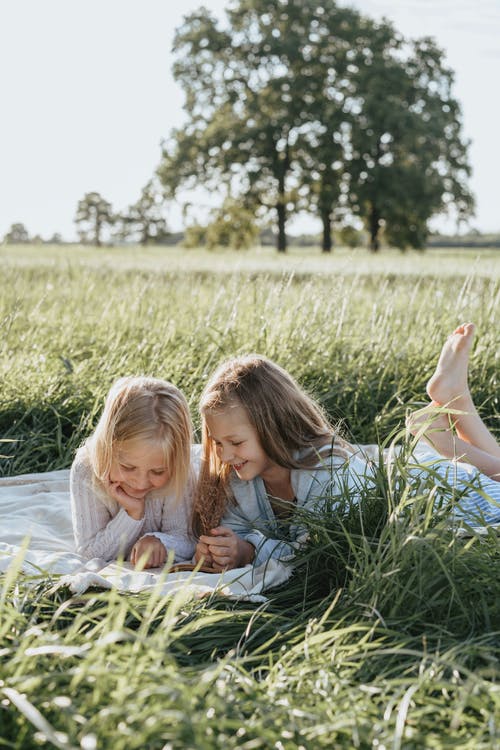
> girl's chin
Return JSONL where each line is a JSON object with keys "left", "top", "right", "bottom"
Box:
{"left": 233, "top": 463, "right": 252, "bottom": 478}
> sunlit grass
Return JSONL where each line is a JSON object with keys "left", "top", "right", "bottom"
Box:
{"left": 1, "top": 245, "right": 500, "bottom": 747}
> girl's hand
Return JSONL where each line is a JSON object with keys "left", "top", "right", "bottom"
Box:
{"left": 106, "top": 478, "right": 145, "bottom": 521}
{"left": 198, "top": 527, "right": 255, "bottom": 571}
{"left": 194, "top": 540, "right": 213, "bottom": 568}
{"left": 130, "top": 536, "right": 167, "bottom": 569}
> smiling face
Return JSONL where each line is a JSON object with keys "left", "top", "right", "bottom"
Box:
{"left": 109, "top": 440, "right": 169, "bottom": 498}
{"left": 205, "top": 404, "right": 280, "bottom": 483}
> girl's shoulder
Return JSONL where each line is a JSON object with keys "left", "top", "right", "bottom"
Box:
{"left": 70, "top": 444, "right": 101, "bottom": 489}
{"left": 295, "top": 447, "right": 374, "bottom": 484}
{"left": 71, "top": 444, "right": 91, "bottom": 474}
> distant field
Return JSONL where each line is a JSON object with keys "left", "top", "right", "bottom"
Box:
{"left": 1, "top": 244, "right": 499, "bottom": 748}
{"left": 3, "top": 241, "right": 500, "bottom": 277}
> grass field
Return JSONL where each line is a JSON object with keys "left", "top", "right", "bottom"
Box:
{"left": 1, "top": 244, "right": 500, "bottom": 748}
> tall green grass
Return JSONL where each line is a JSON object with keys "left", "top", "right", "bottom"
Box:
{"left": 1, "top": 245, "right": 500, "bottom": 748}
{"left": 1, "top": 246, "right": 498, "bottom": 473}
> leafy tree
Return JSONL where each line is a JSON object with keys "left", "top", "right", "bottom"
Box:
{"left": 183, "top": 222, "right": 207, "bottom": 249}
{"left": 116, "top": 181, "right": 169, "bottom": 245}
{"left": 205, "top": 198, "right": 260, "bottom": 249}
{"left": 182, "top": 198, "right": 259, "bottom": 249}
{"left": 347, "top": 31, "right": 473, "bottom": 251}
{"left": 74, "top": 192, "right": 114, "bottom": 247}
{"left": 3, "top": 223, "right": 30, "bottom": 244}
{"left": 161, "top": 1, "right": 472, "bottom": 253}
{"left": 337, "top": 224, "right": 364, "bottom": 249}
{"left": 160, "top": 0, "right": 344, "bottom": 252}
{"left": 290, "top": 6, "right": 373, "bottom": 252}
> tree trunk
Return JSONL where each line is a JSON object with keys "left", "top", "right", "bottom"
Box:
{"left": 95, "top": 214, "right": 101, "bottom": 247}
{"left": 369, "top": 203, "right": 380, "bottom": 252}
{"left": 321, "top": 208, "right": 333, "bottom": 252}
{"left": 276, "top": 201, "right": 286, "bottom": 252}
{"left": 275, "top": 146, "right": 289, "bottom": 252}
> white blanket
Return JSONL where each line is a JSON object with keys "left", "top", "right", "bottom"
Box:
{"left": 0, "top": 470, "right": 291, "bottom": 600}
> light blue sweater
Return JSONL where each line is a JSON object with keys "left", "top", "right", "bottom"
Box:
{"left": 221, "top": 449, "right": 374, "bottom": 566}
{"left": 221, "top": 441, "right": 500, "bottom": 566}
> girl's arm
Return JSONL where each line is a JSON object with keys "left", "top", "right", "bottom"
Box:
{"left": 216, "top": 503, "right": 301, "bottom": 567}
{"left": 70, "top": 453, "right": 146, "bottom": 560}
{"left": 143, "top": 470, "right": 197, "bottom": 563}
{"left": 148, "top": 496, "right": 196, "bottom": 563}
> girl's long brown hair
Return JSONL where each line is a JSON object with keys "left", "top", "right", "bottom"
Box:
{"left": 192, "top": 355, "right": 354, "bottom": 535}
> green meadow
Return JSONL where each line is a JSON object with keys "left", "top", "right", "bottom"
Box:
{"left": 1, "top": 243, "right": 500, "bottom": 748}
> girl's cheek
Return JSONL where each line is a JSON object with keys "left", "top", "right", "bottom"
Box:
{"left": 153, "top": 474, "right": 169, "bottom": 488}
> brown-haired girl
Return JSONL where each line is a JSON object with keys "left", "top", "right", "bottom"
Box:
{"left": 193, "top": 324, "right": 500, "bottom": 572}
{"left": 192, "top": 355, "right": 372, "bottom": 571}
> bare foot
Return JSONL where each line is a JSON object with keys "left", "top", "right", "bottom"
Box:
{"left": 426, "top": 322, "right": 475, "bottom": 406}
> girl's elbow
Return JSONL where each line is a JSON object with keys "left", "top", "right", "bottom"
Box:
{"left": 76, "top": 541, "right": 94, "bottom": 559}
{"left": 76, "top": 540, "right": 107, "bottom": 561}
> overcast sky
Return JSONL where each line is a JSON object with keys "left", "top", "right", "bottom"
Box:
{"left": 1, "top": 0, "right": 498, "bottom": 240}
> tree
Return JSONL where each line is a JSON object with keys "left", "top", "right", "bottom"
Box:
{"left": 160, "top": 0, "right": 355, "bottom": 252}
{"left": 3, "top": 223, "right": 29, "bottom": 244}
{"left": 182, "top": 198, "right": 259, "bottom": 249}
{"left": 74, "top": 192, "right": 114, "bottom": 247}
{"left": 347, "top": 31, "right": 473, "bottom": 251}
{"left": 161, "top": 0, "right": 473, "bottom": 253}
{"left": 116, "top": 181, "right": 169, "bottom": 245}
{"left": 206, "top": 197, "right": 260, "bottom": 249}
{"left": 290, "top": 6, "right": 374, "bottom": 252}
{"left": 337, "top": 224, "right": 364, "bottom": 248}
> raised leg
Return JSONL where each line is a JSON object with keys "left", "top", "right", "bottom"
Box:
{"left": 426, "top": 323, "right": 500, "bottom": 458}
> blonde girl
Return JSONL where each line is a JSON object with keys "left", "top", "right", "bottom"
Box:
{"left": 193, "top": 324, "right": 500, "bottom": 571}
{"left": 71, "top": 376, "right": 197, "bottom": 568}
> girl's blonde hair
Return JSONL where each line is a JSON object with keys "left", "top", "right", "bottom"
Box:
{"left": 192, "top": 354, "right": 354, "bottom": 534}
{"left": 86, "top": 376, "right": 192, "bottom": 501}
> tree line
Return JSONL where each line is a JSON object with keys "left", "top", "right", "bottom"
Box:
{"left": 1, "top": 184, "right": 170, "bottom": 248}
{"left": 73, "top": 181, "right": 169, "bottom": 247}
{"left": 2, "top": 0, "right": 474, "bottom": 252}
{"left": 159, "top": 0, "right": 474, "bottom": 252}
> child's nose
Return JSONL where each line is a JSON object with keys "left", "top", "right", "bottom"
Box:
{"left": 220, "top": 445, "right": 234, "bottom": 462}
{"left": 131, "top": 472, "right": 149, "bottom": 490}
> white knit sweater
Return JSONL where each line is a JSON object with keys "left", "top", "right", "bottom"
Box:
{"left": 70, "top": 444, "right": 199, "bottom": 562}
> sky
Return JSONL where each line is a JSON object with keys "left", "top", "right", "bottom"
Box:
{"left": 1, "top": 0, "right": 499, "bottom": 241}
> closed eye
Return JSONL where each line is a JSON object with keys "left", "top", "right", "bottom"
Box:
{"left": 211, "top": 438, "right": 244, "bottom": 448}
